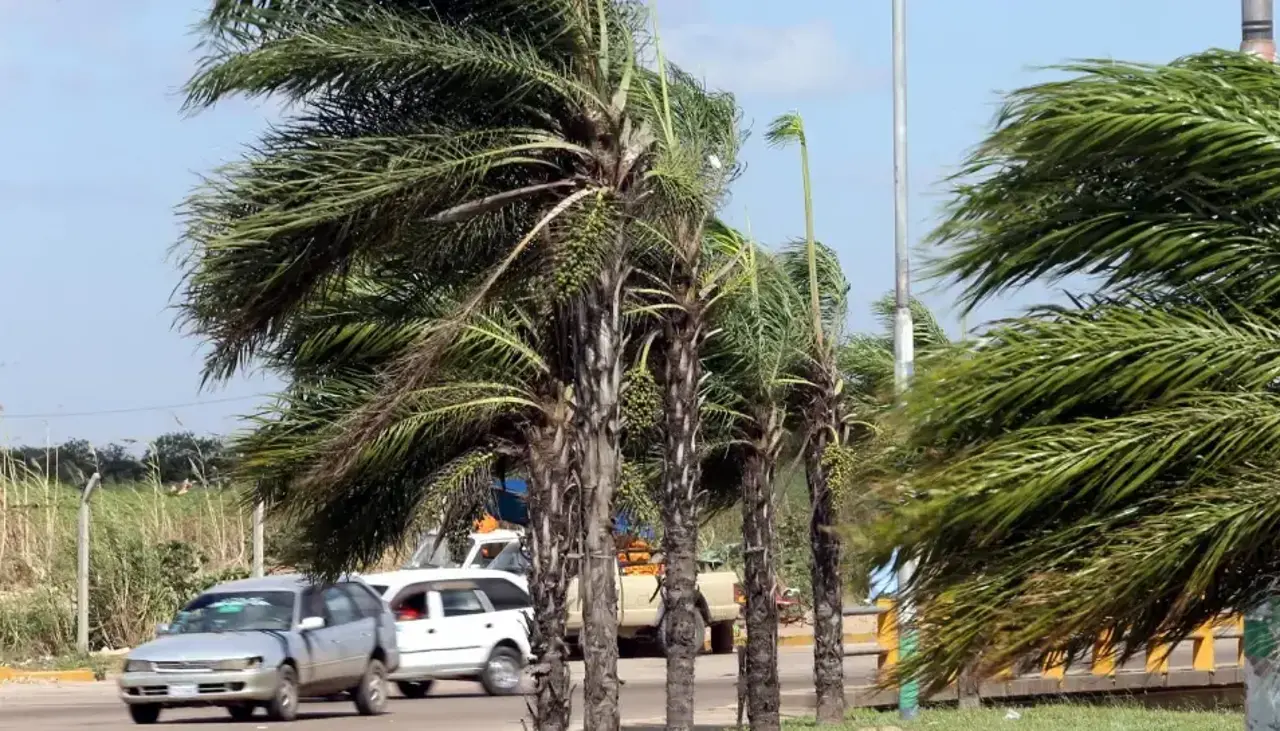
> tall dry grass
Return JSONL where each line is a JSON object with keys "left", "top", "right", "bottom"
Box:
{"left": 0, "top": 448, "right": 252, "bottom": 657}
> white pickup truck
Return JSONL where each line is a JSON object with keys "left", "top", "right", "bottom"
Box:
{"left": 407, "top": 529, "right": 742, "bottom": 655}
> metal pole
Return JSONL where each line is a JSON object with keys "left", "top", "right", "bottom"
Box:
{"left": 1243, "top": 9, "right": 1276, "bottom": 731}
{"left": 1243, "top": 0, "right": 1276, "bottom": 60}
{"left": 252, "top": 500, "right": 265, "bottom": 578}
{"left": 891, "top": 0, "right": 918, "bottom": 719}
{"left": 77, "top": 473, "right": 101, "bottom": 655}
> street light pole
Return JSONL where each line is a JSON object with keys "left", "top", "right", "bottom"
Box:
{"left": 1242, "top": 6, "right": 1276, "bottom": 730}
{"left": 891, "top": 0, "right": 918, "bottom": 720}
{"left": 1243, "top": 0, "right": 1276, "bottom": 59}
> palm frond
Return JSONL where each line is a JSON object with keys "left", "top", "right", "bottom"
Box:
{"left": 929, "top": 51, "right": 1280, "bottom": 310}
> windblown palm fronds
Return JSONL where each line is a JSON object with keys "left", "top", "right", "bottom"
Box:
{"left": 885, "top": 50, "right": 1280, "bottom": 688}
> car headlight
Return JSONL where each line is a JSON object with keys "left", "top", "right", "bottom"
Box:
{"left": 124, "top": 660, "right": 153, "bottom": 673}
{"left": 214, "top": 656, "right": 264, "bottom": 671}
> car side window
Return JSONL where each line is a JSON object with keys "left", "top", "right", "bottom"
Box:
{"left": 301, "top": 588, "right": 325, "bottom": 620}
{"left": 473, "top": 542, "right": 510, "bottom": 568}
{"left": 391, "top": 586, "right": 430, "bottom": 620}
{"left": 475, "top": 578, "right": 532, "bottom": 612}
{"left": 322, "top": 585, "right": 359, "bottom": 626}
{"left": 342, "top": 583, "right": 384, "bottom": 618}
{"left": 439, "top": 588, "right": 487, "bottom": 617}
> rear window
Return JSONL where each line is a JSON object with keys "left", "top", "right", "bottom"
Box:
{"left": 368, "top": 584, "right": 389, "bottom": 597}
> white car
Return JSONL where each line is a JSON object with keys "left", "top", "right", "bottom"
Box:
{"left": 360, "top": 568, "right": 533, "bottom": 698}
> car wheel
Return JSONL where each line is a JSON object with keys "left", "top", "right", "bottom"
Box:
{"left": 265, "top": 664, "right": 300, "bottom": 722}
{"left": 396, "top": 680, "right": 434, "bottom": 699}
{"left": 658, "top": 607, "right": 706, "bottom": 659}
{"left": 353, "top": 659, "right": 388, "bottom": 716}
{"left": 710, "top": 620, "right": 736, "bottom": 654}
{"left": 227, "top": 703, "right": 256, "bottom": 721}
{"left": 128, "top": 704, "right": 161, "bottom": 725}
{"left": 480, "top": 646, "right": 524, "bottom": 696}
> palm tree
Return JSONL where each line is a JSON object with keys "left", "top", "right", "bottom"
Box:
{"left": 226, "top": 268, "right": 581, "bottom": 730}
{"left": 833, "top": 294, "right": 950, "bottom": 600}
{"left": 766, "top": 111, "right": 847, "bottom": 723}
{"left": 624, "top": 39, "right": 743, "bottom": 723}
{"left": 178, "top": 3, "right": 674, "bottom": 729}
{"left": 702, "top": 236, "right": 809, "bottom": 731}
{"left": 878, "top": 51, "right": 1280, "bottom": 689}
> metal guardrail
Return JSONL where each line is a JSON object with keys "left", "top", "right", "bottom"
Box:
{"left": 833, "top": 599, "right": 1247, "bottom": 707}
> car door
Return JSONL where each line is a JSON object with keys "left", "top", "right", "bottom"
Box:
{"left": 339, "top": 583, "right": 382, "bottom": 665}
{"left": 475, "top": 578, "right": 534, "bottom": 657}
{"left": 320, "top": 584, "right": 366, "bottom": 682}
{"left": 293, "top": 587, "right": 339, "bottom": 690}
{"left": 388, "top": 582, "right": 448, "bottom": 678}
{"left": 432, "top": 583, "right": 496, "bottom": 672}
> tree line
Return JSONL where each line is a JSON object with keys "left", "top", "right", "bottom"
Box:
{"left": 4, "top": 432, "right": 233, "bottom": 485}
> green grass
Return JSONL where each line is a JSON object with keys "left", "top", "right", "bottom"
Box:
{"left": 784, "top": 706, "right": 1242, "bottom": 731}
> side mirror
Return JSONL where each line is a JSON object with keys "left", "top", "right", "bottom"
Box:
{"left": 155, "top": 623, "right": 170, "bottom": 635}
{"left": 299, "top": 616, "right": 325, "bottom": 631}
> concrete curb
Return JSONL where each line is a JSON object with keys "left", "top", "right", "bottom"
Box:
{"left": 0, "top": 667, "right": 98, "bottom": 683}
{"left": 776, "top": 632, "right": 877, "bottom": 648}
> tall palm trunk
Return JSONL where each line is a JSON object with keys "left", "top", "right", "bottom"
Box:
{"left": 806, "top": 364, "right": 844, "bottom": 723}
{"left": 526, "top": 399, "right": 577, "bottom": 731}
{"left": 741, "top": 414, "right": 783, "bottom": 731}
{"left": 576, "top": 262, "right": 627, "bottom": 731}
{"left": 661, "top": 295, "right": 704, "bottom": 731}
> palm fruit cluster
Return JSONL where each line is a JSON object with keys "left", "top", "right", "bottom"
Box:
{"left": 621, "top": 365, "right": 663, "bottom": 435}
{"left": 548, "top": 190, "right": 616, "bottom": 300}
{"left": 820, "top": 440, "right": 859, "bottom": 501}
{"left": 616, "top": 460, "right": 660, "bottom": 528}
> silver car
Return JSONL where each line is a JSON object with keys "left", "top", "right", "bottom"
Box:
{"left": 118, "top": 575, "right": 400, "bottom": 725}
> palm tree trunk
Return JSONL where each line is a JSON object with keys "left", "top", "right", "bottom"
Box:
{"left": 576, "top": 264, "right": 626, "bottom": 731}
{"left": 526, "top": 406, "right": 577, "bottom": 731}
{"left": 741, "top": 419, "right": 782, "bottom": 731}
{"left": 661, "top": 305, "right": 703, "bottom": 731}
{"left": 805, "top": 374, "right": 844, "bottom": 723}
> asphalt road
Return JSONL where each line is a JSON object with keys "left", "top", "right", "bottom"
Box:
{"left": 0, "top": 652, "right": 879, "bottom": 730}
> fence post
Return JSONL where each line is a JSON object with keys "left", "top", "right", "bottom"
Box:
{"left": 76, "top": 473, "right": 101, "bottom": 655}
{"left": 252, "top": 500, "right": 265, "bottom": 578}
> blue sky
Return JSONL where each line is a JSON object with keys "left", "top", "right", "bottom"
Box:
{"left": 0, "top": 0, "right": 1238, "bottom": 445}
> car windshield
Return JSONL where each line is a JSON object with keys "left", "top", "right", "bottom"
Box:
{"left": 409, "top": 533, "right": 461, "bottom": 568}
{"left": 168, "top": 591, "right": 296, "bottom": 634}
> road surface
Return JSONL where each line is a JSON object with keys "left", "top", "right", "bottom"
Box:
{"left": 0, "top": 651, "right": 878, "bottom": 730}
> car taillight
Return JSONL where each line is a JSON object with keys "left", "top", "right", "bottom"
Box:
{"left": 733, "top": 584, "right": 746, "bottom": 605}
{"left": 396, "top": 607, "right": 422, "bottom": 622}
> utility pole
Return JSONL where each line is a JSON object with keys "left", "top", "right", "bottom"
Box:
{"left": 891, "top": 0, "right": 918, "bottom": 720}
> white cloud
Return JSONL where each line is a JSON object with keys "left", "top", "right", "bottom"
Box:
{"left": 663, "top": 22, "right": 877, "bottom": 97}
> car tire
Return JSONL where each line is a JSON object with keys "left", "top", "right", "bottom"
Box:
{"left": 227, "top": 703, "right": 256, "bottom": 721}
{"left": 396, "top": 680, "right": 434, "bottom": 699}
{"left": 710, "top": 620, "right": 736, "bottom": 654}
{"left": 353, "top": 659, "right": 388, "bottom": 716}
{"left": 480, "top": 646, "right": 524, "bottom": 696}
{"left": 128, "top": 704, "right": 161, "bottom": 725}
{"left": 265, "top": 664, "right": 300, "bottom": 722}
{"left": 658, "top": 606, "right": 706, "bottom": 659}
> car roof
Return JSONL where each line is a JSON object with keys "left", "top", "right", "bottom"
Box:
{"left": 202, "top": 573, "right": 369, "bottom": 594}
{"left": 359, "top": 567, "right": 524, "bottom": 591}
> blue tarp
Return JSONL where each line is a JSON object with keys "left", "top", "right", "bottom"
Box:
{"left": 489, "top": 479, "right": 653, "bottom": 538}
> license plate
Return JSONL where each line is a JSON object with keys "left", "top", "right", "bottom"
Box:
{"left": 168, "top": 684, "right": 198, "bottom": 698}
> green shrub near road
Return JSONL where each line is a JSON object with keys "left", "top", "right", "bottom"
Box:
{"left": 1, "top": 461, "right": 253, "bottom": 658}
